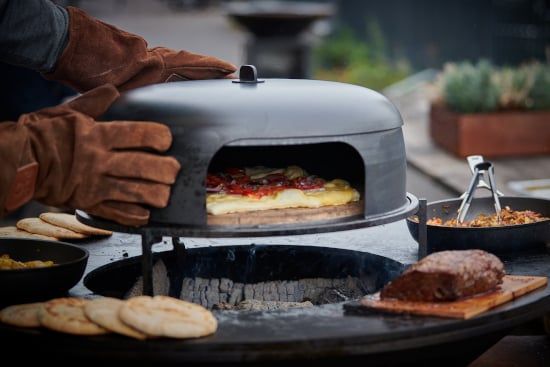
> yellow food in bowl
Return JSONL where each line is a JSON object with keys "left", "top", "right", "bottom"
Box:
{"left": 0, "top": 254, "right": 56, "bottom": 269}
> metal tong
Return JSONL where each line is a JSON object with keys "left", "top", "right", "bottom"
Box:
{"left": 456, "top": 156, "right": 503, "bottom": 224}
{"left": 461, "top": 155, "right": 504, "bottom": 196}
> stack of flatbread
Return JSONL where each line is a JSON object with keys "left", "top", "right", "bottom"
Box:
{"left": 0, "top": 212, "right": 112, "bottom": 241}
{"left": 0, "top": 295, "right": 217, "bottom": 340}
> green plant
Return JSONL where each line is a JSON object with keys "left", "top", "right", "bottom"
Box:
{"left": 434, "top": 59, "right": 550, "bottom": 113}
{"left": 526, "top": 62, "right": 550, "bottom": 110}
{"left": 311, "top": 20, "right": 411, "bottom": 91}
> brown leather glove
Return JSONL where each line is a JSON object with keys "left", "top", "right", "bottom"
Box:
{"left": 42, "top": 6, "right": 237, "bottom": 93}
{"left": 0, "top": 84, "right": 181, "bottom": 226}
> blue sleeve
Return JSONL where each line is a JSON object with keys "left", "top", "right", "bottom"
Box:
{"left": 0, "top": 0, "right": 69, "bottom": 72}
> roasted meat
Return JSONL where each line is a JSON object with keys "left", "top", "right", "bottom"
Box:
{"left": 380, "top": 249, "right": 505, "bottom": 302}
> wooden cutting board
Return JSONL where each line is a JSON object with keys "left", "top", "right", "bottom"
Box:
{"left": 353, "top": 275, "right": 548, "bottom": 319}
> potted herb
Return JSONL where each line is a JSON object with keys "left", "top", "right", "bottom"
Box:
{"left": 429, "top": 59, "right": 550, "bottom": 158}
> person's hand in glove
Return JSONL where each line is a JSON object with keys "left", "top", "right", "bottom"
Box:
{"left": 42, "top": 6, "right": 237, "bottom": 93}
{"left": 0, "top": 84, "right": 181, "bottom": 226}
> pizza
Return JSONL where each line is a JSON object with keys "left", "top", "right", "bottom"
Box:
{"left": 206, "top": 165, "right": 360, "bottom": 216}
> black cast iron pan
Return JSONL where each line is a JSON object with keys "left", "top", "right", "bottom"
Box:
{"left": 0, "top": 238, "right": 89, "bottom": 308}
{"left": 406, "top": 196, "right": 550, "bottom": 254}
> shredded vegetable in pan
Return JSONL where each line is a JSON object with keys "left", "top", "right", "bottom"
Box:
{"left": 426, "top": 206, "right": 550, "bottom": 227}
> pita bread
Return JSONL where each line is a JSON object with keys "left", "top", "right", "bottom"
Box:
{"left": 38, "top": 297, "right": 110, "bottom": 335}
{"left": 0, "top": 226, "right": 58, "bottom": 241}
{"left": 16, "top": 218, "right": 88, "bottom": 240}
{"left": 0, "top": 302, "right": 44, "bottom": 327}
{"left": 119, "top": 295, "right": 217, "bottom": 339}
{"left": 83, "top": 297, "right": 148, "bottom": 340}
{"left": 39, "top": 212, "right": 112, "bottom": 236}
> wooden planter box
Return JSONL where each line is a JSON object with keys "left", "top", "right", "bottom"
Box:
{"left": 429, "top": 102, "right": 550, "bottom": 158}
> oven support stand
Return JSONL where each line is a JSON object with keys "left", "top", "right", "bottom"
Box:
{"left": 139, "top": 231, "right": 188, "bottom": 297}
{"left": 169, "top": 237, "right": 187, "bottom": 298}
{"left": 417, "top": 198, "right": 428, "bottom": 259}
{"left": 137, "top": 200, "right": 430, "bottom": 295}
{"left": 140, "top": 230, "right": 159, "bottom": 296}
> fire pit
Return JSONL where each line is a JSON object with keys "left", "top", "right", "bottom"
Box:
{"left": 2, "top": 230, "right": 550, "bottom": 366}
{"left": 83, "top": 244, "right": 406, "bottom": 308}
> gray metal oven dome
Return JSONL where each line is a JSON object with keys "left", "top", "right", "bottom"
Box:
{"left": 100, "top": 67, "right": 414, "bottom": 234}
{"left": 104, "top": 75, "right": 403, "bottom": 138}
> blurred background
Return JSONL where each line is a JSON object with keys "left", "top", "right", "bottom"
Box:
{"left": 4, "top": 0, "right": 549, "bottom": 120}
{"left": 1, "top": 0, "right": 549, "bottom": 223}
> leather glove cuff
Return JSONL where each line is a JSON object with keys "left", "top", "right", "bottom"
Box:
{"left": 0, "top": 122, "right": 38, "bottom": 215}
{"left": 42, "top": 6, "right": 236, "bottom": 93}
{"left": 5, "top": 163, "right": 39, "bottom": 212}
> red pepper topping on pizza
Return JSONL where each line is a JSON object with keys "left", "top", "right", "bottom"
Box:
{"left": 206, "top": 165, "right": 360, "bottom": 215}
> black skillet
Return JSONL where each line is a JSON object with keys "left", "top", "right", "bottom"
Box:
{"left": 0, "top": 238, "right": 89, "bottom": 307}
{"left": 406, "top": 196, "right": 550, "bottom": 254}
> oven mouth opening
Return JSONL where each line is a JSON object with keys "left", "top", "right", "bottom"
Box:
{"left": 208, "top": 142, "right": 366, "bottom": 190}
{"left": 83, "top": 244, "right": 405, "bottom": 311}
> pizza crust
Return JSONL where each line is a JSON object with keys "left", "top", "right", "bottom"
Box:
{"left": 208, "top": 200, "right": 364, "bottom": 226}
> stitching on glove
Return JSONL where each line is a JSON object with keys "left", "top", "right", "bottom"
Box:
{"left": 5, "top": 162, "right": 39, "bottom": 212}
{"left": 165, "top": 73, "right": 189, "bottom": 82}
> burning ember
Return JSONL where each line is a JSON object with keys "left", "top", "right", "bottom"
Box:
{"left": 85, "top": 244, "right": 405, "bottom": 313}
{"left": 124, "top": 259, "right": 366, "bottom": 310}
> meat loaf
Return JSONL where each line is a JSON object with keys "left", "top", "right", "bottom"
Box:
{"left": 380, "top": 249, "right": 505, "bottom": 302}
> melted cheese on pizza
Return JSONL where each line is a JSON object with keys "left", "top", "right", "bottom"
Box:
{"left": 207, "top": 178, "right": 360, "bottom": 215}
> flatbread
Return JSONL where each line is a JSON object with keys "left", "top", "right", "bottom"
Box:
{"left": 119, "top": 295, "right": 217, "bottom": 339}
{"left": 38, "top": 297, "right": 110, "bottom": 335}
{"left": 0, "top": 302, "right": 44, "bottom": 327}
{"left": 39, "top": 212, "right": 112, "bottom": 236}
{"left": 16, "top": 218, "right": 88, "bottom": 240}
{"left": 83, "top": 297, "right": 148, "bottom": 340}
{"left": 0, "top": 226, "right": 58, "bottom": 241}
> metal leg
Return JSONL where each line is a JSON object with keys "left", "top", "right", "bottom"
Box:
{"left": 140, "top": 230, "right": 162, "bottom": 296}
{"left": 168, "top": 237, "right": 187, "bottom": 298}
{"left": 418, "top": 198, "right": 428, "bottom": 259}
